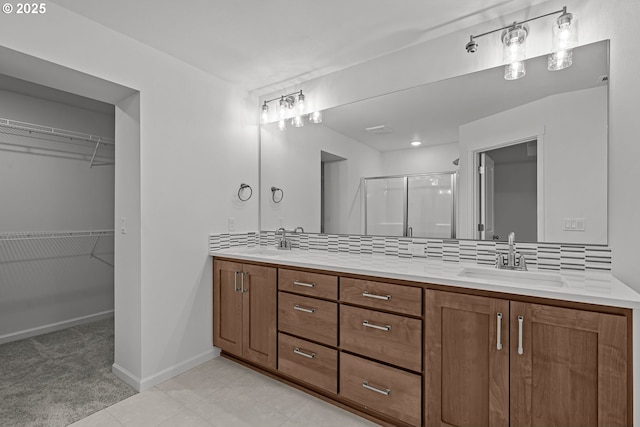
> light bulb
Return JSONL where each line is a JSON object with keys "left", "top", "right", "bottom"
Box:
{"left": 297, "top": 92, "right": 305, "bottom": 114}
{"left": 277, "top": 119, "right": 286, "bottom": 131}
{"left": 309, "top": 111, "right": 323, "bottom": 124}
{"left": 291, "top": 115, "right": 304, "bottom": 128}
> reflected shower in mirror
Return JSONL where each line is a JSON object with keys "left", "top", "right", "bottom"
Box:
{"left": 260, "top": 40, "right": 609, "bottom": 244}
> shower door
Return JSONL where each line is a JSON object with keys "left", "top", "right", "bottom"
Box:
{"left": 364, "top": 172, "right": 456, "bottom": 238}
{"left": 364, "top": 176, "right": 406, "bottom": 236}
{"left": 407, "top": 173, "right": 456, "bottom": 238}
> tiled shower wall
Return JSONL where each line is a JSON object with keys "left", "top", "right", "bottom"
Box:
{"left": 209, "top": 231, "right": 612, "bottom": 272}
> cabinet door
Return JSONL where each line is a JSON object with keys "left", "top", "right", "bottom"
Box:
{"left": 213, "top": 260, "right": 244, "bottom": 358}
{"left": 242, "top": 263, "right": 277, "bottom": 369}
{"left": 510, "top": 302, "right": 627, "bottom": 427}
{"left": 425, "top": 290, "right": 509, "bottom": 427}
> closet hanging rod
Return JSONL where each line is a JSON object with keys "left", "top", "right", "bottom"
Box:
{"left": 0, "top": 230, "right": 114, "bottom": 242}
{"left": 0, "top": 118, "right": 114, "bottom": 145}
{"left": 0, "top": 140, "right": 113, "bottom": 162}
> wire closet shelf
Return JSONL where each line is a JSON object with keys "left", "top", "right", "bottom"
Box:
{"left": 0, "top": 230, "right": 115, "bottom": 267}
{"left": 0, "top": 117, "right": 115, "bottom": 167}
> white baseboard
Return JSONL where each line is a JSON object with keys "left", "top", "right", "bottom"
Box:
{"left": 112, "top": 347, "right": 220, "bottom": 392}
{"left": 0, "top": 310, "right": 115, "bottom": 345}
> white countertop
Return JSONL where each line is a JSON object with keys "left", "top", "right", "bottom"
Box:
{"left": 211, "top": 246, "right": 640, "bottom": 310}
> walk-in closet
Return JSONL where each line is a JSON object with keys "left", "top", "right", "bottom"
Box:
{"left": 0, "top": 74, "right": 116, "bottom": 343}
{"left": 0, "top": 73, "right": 115, "bottom": 353}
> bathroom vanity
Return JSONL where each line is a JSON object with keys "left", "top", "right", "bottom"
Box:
{"left": 212, "top": 247, "right": 637, "bottom": 427}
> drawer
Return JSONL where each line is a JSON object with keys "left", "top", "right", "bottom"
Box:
{"left": 279, "top": 269, "right": 338, "bottom": 300}
{"left": 340, "top": 277, "right": 422, "bottom": 316}
{"left": 278, "top": 333, "right": 337, "bottom": 394}
{"left": 340, "top": 305, "right": 422, "bottom": 372}
{"left": 279, "top": 292, "right": 338, "bottom": 346}
{"left": 340, "top": 352, "right": 422, "bottom": 427}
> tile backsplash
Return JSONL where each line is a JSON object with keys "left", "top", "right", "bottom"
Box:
{"left": 209, "top": 231, "right": 612, "bottom": 272}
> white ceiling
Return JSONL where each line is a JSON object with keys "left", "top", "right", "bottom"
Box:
{"left": 51, "top": 0, "right": 551, "bottom": 93}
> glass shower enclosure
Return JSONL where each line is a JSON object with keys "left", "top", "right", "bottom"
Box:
{"left": 363, "top": 172, "right": 456, "bottom": 238}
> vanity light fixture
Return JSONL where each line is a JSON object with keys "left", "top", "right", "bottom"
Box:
{"left": 465, "top": 5, "right": 577, "bottom": 80}
{"left": 259, "top": 90, "right": 323, "bottom": 129}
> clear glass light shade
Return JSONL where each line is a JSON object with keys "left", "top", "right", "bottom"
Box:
{"left": 260, "top": 104, "right": 269, "bottom": 124}
{"left": 548, "top": 12, "right": 578, "bottom": 71}
{"left": 548, "top": 49, "right": 573, "bottom": 71}
{"left": 504, "top": 61, "right": 526, "bottom": 80}
{"left": 309, "top": 111, "right": 323, "bottom": 124}
{"left": 291, "top": 115, "right": 304, "bottom": 128}
{"left": 279, "top": 99, "right": 287, "bottom": 120}
{"left": 277, "top": 119, "right": 286, "bottom": 131}
{"left": 502, "top": 25, "right": 528, "bottom": 80}
{"left": 297, "top": 93, "right": 305, "bottom": 114}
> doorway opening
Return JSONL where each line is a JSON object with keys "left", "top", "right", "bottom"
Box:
{"left": 478, "top": 139, "right": 538, "bottom": 242}
{"left": 320, "top": 151, "right": 346, "bottom": 234}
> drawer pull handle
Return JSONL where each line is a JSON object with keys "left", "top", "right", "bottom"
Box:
{"left": 362, "top": 381, "right": 391, "bottom": 396}
{"left": 496, "top": 312, "right": 503, "bottom": 351}
{"left": 294, "top": 304, "right": 316, "bottom": 314}
{"left": 293, "top": 347, "right": 316, "bottom": 359}
{"left": 517, "top": 315, "right": 524, "bottom": 355}
{"left": 293, "top": 280, "right": 317, "bottom": 288}
{"left": 362, "top": 291, "right": 391, "bottom": 301}
{"left": 362, "top": 320, "right": 391, "bottom": 332}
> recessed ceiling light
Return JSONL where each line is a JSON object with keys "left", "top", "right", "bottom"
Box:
{"left": 411, "top": 141, "right": 422, "bottom": 146}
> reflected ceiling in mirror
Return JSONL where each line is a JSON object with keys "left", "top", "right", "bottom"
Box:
{"left": 260, "top": 40, "right": 609, "bottom": 244}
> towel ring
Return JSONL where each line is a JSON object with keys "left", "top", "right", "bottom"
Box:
{"left": 238, "top": 183, "right": 252, "bottom": 201}
{"left": 271, "top": 186, "right": 284, "bottom": 203}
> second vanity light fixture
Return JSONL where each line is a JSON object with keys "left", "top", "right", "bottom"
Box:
{"left": 465, "top": 6, "right": 578, "bottom": 80}
{"left": 260, "top": 90, "right": 323, "bottom": 130}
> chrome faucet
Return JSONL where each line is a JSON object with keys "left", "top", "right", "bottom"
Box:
{"left": 496, "top": 232, "right": 527, "bottom": 270}
{"left": 276, "top": 227, "right": 292, "bottom": 250}
{"left": 293, "top": 226, "right": 304, "bottom": 233}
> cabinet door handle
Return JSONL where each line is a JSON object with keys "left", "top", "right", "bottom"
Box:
{"left": 496, "top": 312, "right": 503, "bottom": 351}
{"left": 233, "top": 271, "right": 240, "bottom": 292}
{"left": 362, "top": 320, "right": 391, "bottom": 332}
{"left": 241, "top": 272, "right": 247, "bottom": 293}
{"left": 294, "top": 304, "right": 316, "bottom": 314}
{"left": 517, "top": 315, "right": 524, "bottom": 355}
{"left": 362, "top": 291, "right": 391, "bottom": 301}
{"left": 293, "top": 347, "right": 316, "bottom": 359}
{"left": 293, "top": 280, "right": 316, "bottom": 288}
{"left": 362, "top": 381, "right": 391, "bottom": 396}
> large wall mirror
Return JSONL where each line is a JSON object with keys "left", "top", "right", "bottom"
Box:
{"left": 260, "top": 40, "right": 609, "bottom": 244}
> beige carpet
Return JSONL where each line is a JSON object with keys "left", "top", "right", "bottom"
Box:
{"left": 0, "top": 317, "right": 136, "bottom": 426}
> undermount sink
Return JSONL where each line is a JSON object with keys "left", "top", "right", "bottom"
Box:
{"left": 240, "top": 247, "right": 287, "bottom": 257}
{"left": 457, "top": 267, "right": 567, "bottom": 288}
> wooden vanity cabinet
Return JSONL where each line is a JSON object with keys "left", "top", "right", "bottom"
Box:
{"left": 425, "top": 290, "right": 628, "bottom": 427}
{"left": 213, "top": 259, "right": 277, "bottom": 370}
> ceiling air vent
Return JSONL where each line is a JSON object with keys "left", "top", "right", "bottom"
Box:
{"left": 365, "top": 125, "right": 393, "bottom": 136}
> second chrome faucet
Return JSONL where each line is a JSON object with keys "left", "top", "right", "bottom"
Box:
{"left": 496, "top": 232, "right": 527, "bottom": 270}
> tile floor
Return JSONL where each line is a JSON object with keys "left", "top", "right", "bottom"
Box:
{"left": 70, "top": 357, "right": 378, "bottom": 427}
